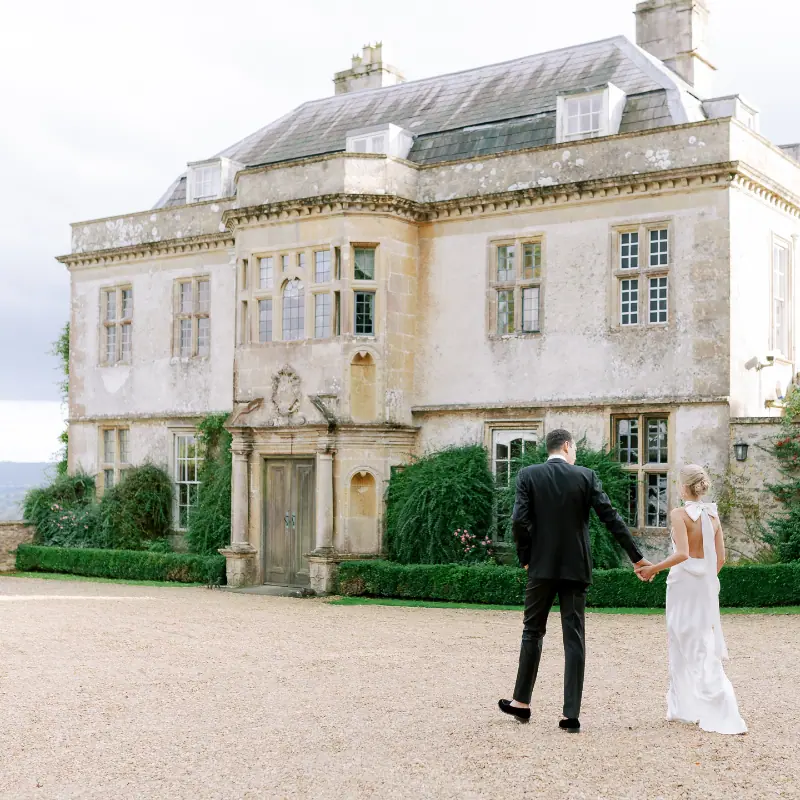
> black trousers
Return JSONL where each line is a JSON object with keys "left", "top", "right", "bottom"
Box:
{"left": 512, "top": 577, "right": 588, "bottom": 719}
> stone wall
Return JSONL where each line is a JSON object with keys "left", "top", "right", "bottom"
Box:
{"left": 724, "top": 417, "right": 783, "bottom": 559}
{"left": 0, "top": 522, "right": 33, "bottom": 571}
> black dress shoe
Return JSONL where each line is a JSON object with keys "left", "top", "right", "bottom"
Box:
{"left": 559, "top": 717, "right": 580, "bottom": 733}
{"left": 498, "top": 699, "right": 531, "bottom": 722}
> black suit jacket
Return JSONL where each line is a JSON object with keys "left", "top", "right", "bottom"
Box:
{"left": 511, "top": 458, "right": 643, "bottom": 585}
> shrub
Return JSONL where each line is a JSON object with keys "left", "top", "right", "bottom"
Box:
{"left": 187, "top": 414, "right": 232, "bottom": 555}
{"left": 385, "top": 446, "right": 495, "bottom": 564}
{"left": 98, "top": 464, "right": 174, "bottom": 550}
{"left": 495, "top": 438, "right": 634, "bottom": 569}
{"left": 766, "top": 388, "right": 800, "bottom": 562}
{"left": 336, "top": 560, "right": 800, "bottom": 608}
{"left": 16, "top": 544, "right": 225, "bottom": 584}
{"left": 23, "top": 472, "right": 105, "bottom": 548}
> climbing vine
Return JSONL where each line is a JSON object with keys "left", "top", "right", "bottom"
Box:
{"left": 186, "top": 414, "right": 232, "bottom": 555}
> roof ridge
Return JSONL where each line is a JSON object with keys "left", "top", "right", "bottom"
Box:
{"left": 293, "top": 35, "right": 626, "bottom": 111}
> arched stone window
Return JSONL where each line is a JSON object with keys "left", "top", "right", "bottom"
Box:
{"left": 350, "top": 351, "right": 376, "bottom": 422}
{"left": 282, "top": 279, "right": 305, "bottom": 341}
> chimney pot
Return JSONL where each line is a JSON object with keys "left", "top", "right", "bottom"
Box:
{"left": 334, "top": 42, "right": 405, "bottom": 95}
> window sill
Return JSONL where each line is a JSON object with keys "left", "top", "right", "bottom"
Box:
{"left": 489, "top": 331, "right": 542, "bottom": 340}
{"left": 610, "top": 324, "right": 670, "bottom": 333}
{"left": 171, "top": 355, "right": 210, "bottom": 363}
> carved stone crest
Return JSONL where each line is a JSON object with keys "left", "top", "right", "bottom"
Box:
{"left": 272, "top": 366, "right": 302, "bottom": 417}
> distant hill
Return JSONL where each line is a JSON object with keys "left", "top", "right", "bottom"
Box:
{"left": 0, "top": 462, "right": 53, "bottom": 521}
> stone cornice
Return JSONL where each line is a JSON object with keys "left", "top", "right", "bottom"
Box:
{"left": 222, "top": 194, "right": 426, "bottom": 231}
{"left": 224, "top": 163, "right": 739, "bottom": 233}
{"left": 56, "top": 161, "right": 800, "bottom": 267}
{"left": 731, "top": 163, "right": 800, "bottom": 218}
{"left": 57, "top": 232, "right": 235, "bottom": 270}
{"left": 422, "top": 162, "right": 738, "bottom": 221}
{"left": 412, "top": 395, "right": 730, "bottom": 414}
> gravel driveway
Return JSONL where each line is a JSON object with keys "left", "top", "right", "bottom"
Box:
{"left": 1, "top": 576, "right": 797, "bottom": 800}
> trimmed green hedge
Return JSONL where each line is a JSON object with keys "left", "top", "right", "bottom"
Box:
{"left": 337, "top": 560, "right": 800, "bottom": 608}
{"left": 16, "top": 545, "right": 225, "bottom": 585}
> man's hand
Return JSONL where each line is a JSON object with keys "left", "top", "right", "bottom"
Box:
{"left": 523, "top": 565, "right": 528, "bottom": 571}
{"left": 636, "top": 563, "right": 659, "bottom": 582}
{"left": 633, "top": 559, "right": 652, "bottom": 582}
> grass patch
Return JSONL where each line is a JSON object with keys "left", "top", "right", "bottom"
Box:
{"left": 328, "top": 597, "right": 800, "bottom": 615}
{"left": 1, "top": 571, "right": 205, "bottom": 588}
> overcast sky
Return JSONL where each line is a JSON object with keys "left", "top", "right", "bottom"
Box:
{"left": 1, "top": 0, "right": 798, "bottom": 461}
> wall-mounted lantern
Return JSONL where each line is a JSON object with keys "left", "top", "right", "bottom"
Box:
{"left": 733, "top": 442, "right": 749, "bottom": 462}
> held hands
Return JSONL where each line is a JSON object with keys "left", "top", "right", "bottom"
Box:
{"left": 634, "top": 559, "right": 658, "bottom": 582}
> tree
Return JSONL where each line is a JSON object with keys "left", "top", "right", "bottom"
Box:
{"left": 52, "top": 322, "right": 70, "bottom": 475}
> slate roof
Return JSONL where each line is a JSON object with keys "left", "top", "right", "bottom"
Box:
{"left": 155, "top": 35, "right": 703, "bottom": 208}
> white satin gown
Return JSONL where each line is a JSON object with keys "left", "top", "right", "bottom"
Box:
{"left": 665, "top": 501, "right": 747, "bottom": 734}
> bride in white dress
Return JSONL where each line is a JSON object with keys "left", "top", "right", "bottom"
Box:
{"left": 636, "top": 465, "right": 747, "bottom": 735}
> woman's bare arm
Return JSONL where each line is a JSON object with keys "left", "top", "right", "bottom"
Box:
{"left": 714, "top": 516, "right": 726, "bottom": 574}
{"left": 636, "top": 509, "right": 689, "bottom": 580}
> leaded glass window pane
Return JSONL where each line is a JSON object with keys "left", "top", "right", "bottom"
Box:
{"left": 649, "top": 228, "right": 668, "bottom": 267}
{"left": 620, "top": 232, "right": 639, "bottom": 270}
{"left": 118, "top": 429, "right": 130, "bottom": 464}
{"left": 522, "top": 287, "right": 540, "bottom": 332}
{"left": 105, "top": 325, "right": 117, "bottom": 363}
{"left": 197, "top": 317, "right": 210, "bottom": 357}
{"left": 259, "top": 299, "right": 273, "bottom": 343}
{"left": 259, "top": 257, "right": 274, "bottom": 290}
{"left": 282, "top": 280, "right": 305, "bottom": 341}
{"left": 647, "top": 473, "right": 668, "bottom": 527}
{"left": 646, "top": 418, "right": 668, "bottom": 464}
{"left": 616, "top": 419, "right": 639, "bottom": 464}
{"left": 354, "top": 248, "right": 375, "bottom": 281}
{"left": 180, "top": 282, "right": 193, "bottom": 314}
{"left": 103, "top": 429, "right": 116, "bottom": 464}
{"left": 315, "top": 250, "right": 331, "bottom": 283}
{"left": 649, "top": 276, "right": 668, "bottom": 324}
{"left": 620, "top": 279, "right": 638, "bottom": 325}
{"left": 497, "top": 290, "right": 515, "bottom": 335}
{"left": 180, "top": 319, "right": 192, "bottom": 357}
{"left": 315, "top": 293, "right": 331, "bottom": 339}
{"left": 197, "top": 280, "right": 210, "bottom": 313}
{"left": 121, "top": 289, "right": 133, "bottom": 320}
{"left": 354, "top": 291, "right": 375, "bottom": 335}
{"left": 497, "top": 245, "right": 515, "bottom": 282}
{"left": 522, "top": 243, "right": 541, "bottom": 279}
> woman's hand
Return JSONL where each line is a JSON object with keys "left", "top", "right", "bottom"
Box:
{"left": 635, "top": 563, "right": 659, "bottom": 582}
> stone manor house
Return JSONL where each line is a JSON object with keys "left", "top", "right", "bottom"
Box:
{"left": 60, "top": 0, "right": 800, "bottom": 590}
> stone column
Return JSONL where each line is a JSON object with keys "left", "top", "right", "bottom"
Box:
{"left": 315, "top": 452, "right": 334, "bottom": 552}
{"left": 219, "top": 433, "right": 257, "bottom": 588}
{"left": 308, "top": 449, "right": 337, "bottom": 594}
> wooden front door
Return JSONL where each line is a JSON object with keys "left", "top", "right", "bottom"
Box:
{"left": 263, "top": 459, "right": 315, "bottom": 587}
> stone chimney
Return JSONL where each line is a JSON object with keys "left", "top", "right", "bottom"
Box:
{"left": 635, "top": 0, "right": 716, "bottom": 96}
{"left": 334, "top": 43, "right": 405, "bottom": 95}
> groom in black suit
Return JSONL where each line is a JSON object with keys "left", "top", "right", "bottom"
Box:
{"left": 498, "top": 429, "right": 650, "bottom": 731}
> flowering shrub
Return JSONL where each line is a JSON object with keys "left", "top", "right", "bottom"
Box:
{"left": 385, "top": 445, "right": 495, "bottom": 564}
{"left": 453, "top": 528, "right": 496, "bottom": 564}
{"left": 43, "top": 502, "right": 105, "bottom": 548}
{"left": 774, "top": 434, "right": 800, "bottom": 467}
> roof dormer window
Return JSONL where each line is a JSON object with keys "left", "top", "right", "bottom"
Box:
{"left": 556, "top": 84, "right": 626, "bottom": 144}
{"left": 352, "top": 134, "right": 387, "bottom": 154}
{"left": 565, "top": 94, "right": 603, "bottom": 139}
{"left": 346, "top": 124, "right": 413, "bottom": 159}
{"left": 185, "top": 156, "right": 242, "bottom": 204}
{"left": 192, "top": 164, "right": 220, "bottom": 201}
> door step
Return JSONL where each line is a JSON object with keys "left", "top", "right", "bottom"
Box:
{"left": 225, "top": 585, "right": 317, "bottom": 598}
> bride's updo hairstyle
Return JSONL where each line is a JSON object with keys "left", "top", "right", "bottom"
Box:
{"left": 680, "top": 464, "right": 711, "bottom": 499}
